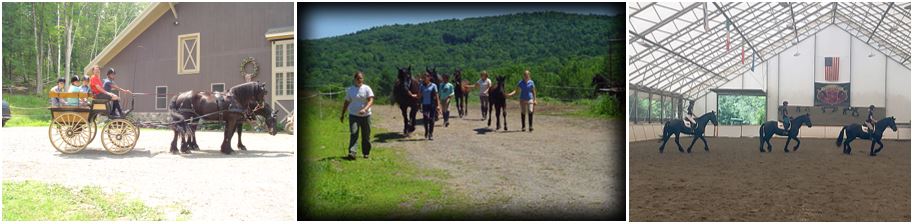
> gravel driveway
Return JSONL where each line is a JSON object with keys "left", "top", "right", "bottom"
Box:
{"left": 2, "top": 126, "right": 296, "bottom": 221}
{"left": 369, "top": 101, "right": 623, "bottom": 220}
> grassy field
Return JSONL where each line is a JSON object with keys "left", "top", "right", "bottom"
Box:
{"left": 2, "top": 181, "right": 174, "bottom": 221}
{"left": 298, "top": 97, "right": 474, "bottom": 220}
{"left": 3, "top": 94, "right": 52, "bottom": 127}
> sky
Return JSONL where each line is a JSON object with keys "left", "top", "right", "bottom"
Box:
{"left": 299, "top": 3, "right": 623, "bottom": 40}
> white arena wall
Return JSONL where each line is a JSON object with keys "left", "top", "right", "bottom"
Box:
{"left": 631, "top": 25, "right": 911, "bottom": 142}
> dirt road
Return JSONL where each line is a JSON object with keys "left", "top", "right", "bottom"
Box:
{"left": 2, "top": 127, "right": 296, "bottom": 221}
{"left": 369, "top": 100, "right": 623, "bottom": 220}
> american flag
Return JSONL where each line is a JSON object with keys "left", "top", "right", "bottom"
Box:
{"left": 825, "top": 57, "right": 840, "bottom": 82}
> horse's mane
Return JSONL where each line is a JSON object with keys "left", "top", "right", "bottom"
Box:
{"left": 877, "top": 116, "right": 896, "bottom": 125}
{"left": 697, "top": 111, "right": 715, "bottom": 119}
{"left": 228, "top": 82, "right": 265, "bottom": 107}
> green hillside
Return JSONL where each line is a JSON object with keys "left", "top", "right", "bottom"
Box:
{"left": 301, "top": 11, "right": 624, "bottom": 101}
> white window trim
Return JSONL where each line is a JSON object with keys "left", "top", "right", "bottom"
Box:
{"left": 177, "top": 33, "right": 201, "bottom": 75}
{"left": 211, "top": 83, "right": 225, "bottom": 93}
{"left": 271, "top": 39, "right": 294, "bottom": 101}
{"left": 155, "top": 86, "right": 168, "bottom": 110}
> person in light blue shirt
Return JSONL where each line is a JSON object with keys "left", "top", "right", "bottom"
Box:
{"left": 508, "top": 70, "right": 537, "bottom": 132}
{"left": 412, "top": 72, "right": 440, "bottom": 140}
{"left": 438, "top": 74, "right": 455, "bottom": 127}
{"left": 66, "top": 76, "right": 83, "bottom": 106}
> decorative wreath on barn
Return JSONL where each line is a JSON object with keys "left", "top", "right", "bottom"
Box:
{"left": 240, "top": 57, "right": 259, "bottom": 79}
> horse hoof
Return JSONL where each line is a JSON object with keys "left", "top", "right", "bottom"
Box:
{"left": 869, "top": 153, "right": 877, "bottom": 156}
{"left": 181, "top": 150, "right": 191, "bottom": 154}
{"left": 221, "top": 149, "right": 234, "bottom": 155}
{"left": 238, "top": 146, "right": 247, "bottom": 151}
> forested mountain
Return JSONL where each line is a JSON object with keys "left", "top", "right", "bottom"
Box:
{"left": 301, "top": 11, "right": 624, "bottom": 100}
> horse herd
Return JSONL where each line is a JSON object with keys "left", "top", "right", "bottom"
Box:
{"left": 393, "top": 66, "right": 512, "bottom": 136}
{"left": 658, "top": 111, "right": 898, "bottom": 156}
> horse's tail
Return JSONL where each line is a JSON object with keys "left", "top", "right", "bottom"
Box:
{"left": 657, "top": 123, "right": 668, "bottom": 143}
{"left": 836, "top": 126, "right": 846, "bottom": 147}
{"left": 759, "top": 124, "right": 764, "bottom": 139}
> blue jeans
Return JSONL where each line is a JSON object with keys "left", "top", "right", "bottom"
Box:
{"left": 348, "top": 115, "right": 371, "bottom": 156}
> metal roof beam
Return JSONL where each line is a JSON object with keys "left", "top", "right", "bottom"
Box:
{"left": 713, "top": 2, "right": 764, "bottom": 60}
{"left": 868, "top": 2, "right": 894, "bottom": 43}
{"left": 630, "top": 3, "right": 703, "bottom": 44}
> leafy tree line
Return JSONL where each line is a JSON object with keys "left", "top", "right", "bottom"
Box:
{"left": 301, "top": 11, "right": 624, "bottom": 101}
{"left": 2, "top": 2, "right": 149, "bottom": 94}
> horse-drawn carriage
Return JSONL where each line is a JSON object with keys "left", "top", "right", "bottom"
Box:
{"left": 47, "top": 92, "right": 139, "bottom": 154}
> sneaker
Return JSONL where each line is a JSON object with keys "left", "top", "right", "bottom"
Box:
{"left": 347, "top": 152, "right": 357, "bottom": 160}
{"left": 522, "top": 128, "right": 526, "bottom": 132}
{"left": 529, "top": 127, "right": 534, "bottom": 132}
{"left": 429, "top": 136, "right": 434, "bottom": 141}
{"left": 363, "top": 154, "right": 370, "bottom": 159}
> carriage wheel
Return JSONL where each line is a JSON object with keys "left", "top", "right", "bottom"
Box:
{"left": 87, "top": 120, "right": 97, "bottom": 143}
{"left": 48, "top": 112, "right": 92, "bottom": 154}
{"left": 101, "top": 119, "right": 139, "bottom": 155}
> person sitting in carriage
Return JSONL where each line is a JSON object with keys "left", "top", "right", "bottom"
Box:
{"left": 865, "top": 105, "right": 876, "bottom": 135}
{"left": 66, "top": 76, "right": 85, "bottom": 106}
{"left": 780, "top": 101, "right": 791, "bottom": 131}
{"left": 89, "top": 66, "right": 131, "bottom": 117}
{"left": 684, "top": 100, "right": 696, "bottom": 129}
{"left": 49, "top": 78, "right": 67, "bottom": 107}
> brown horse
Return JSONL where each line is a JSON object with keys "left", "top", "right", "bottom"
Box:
{"left": 453, "top": 68, "right": 470, "bottom": 118}
{"left": 393, "top": 66, "right": 420, "bottom": 136}
{"left": 487, "top": 76, "right": 508, "bottom": 131}
{"left": 169, "top": 82, "right": 276, "bottom": 154}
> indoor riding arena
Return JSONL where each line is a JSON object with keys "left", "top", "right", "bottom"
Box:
{"left": 627, "top": 2, "right": 910, "bottom": 221}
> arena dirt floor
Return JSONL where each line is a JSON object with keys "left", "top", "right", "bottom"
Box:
{"left": 629, "top": 136, "right": 910, "bottom": 221}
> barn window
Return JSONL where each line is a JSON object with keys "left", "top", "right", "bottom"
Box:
{"left": 211, "top": 83, "right": 225, "bottom": 93}
{"left": 155, "top": 86, "right": 168, "bottom": 110}
{"left": 272, "top": 39, "right": 294, "bottom": 98}
{"left": 717, "top": 94, "right": 766, "bottom": 125}
{"left": 177, "top": 33, "right": 200, "bottom": 75}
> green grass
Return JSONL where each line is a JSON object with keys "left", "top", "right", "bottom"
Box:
{"left": 299, "top": 98, "right": 472, "bottom": 220}
{"left": 2, "top": 181, "right": 166, "bottom": 221}
{"left": 3, "top": 94, "right": 52, "bottom": 127}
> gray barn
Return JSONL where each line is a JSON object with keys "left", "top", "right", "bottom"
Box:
{"left": 84, "top": 2, "right": 295, "bottom": 123}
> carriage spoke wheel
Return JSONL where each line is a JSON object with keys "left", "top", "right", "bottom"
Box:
{"left": 48, "top": 112, "right": 92, "bottom": 154}
{"left": 101, "top": 119, "right": 139, "bottom": 155}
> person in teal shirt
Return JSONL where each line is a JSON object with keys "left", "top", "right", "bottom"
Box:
{"left": 66, "top": 76, "right": 83, "bottom": 106}
{"left": 508, "top": 70, "right": 537, "bottom": 132}
{"left": 438, "top": 74, "right": 455, "bottom": 127}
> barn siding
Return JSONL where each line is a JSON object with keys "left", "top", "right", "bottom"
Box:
{"left": 101, "top": 2, "right": 293, "bottom": 117}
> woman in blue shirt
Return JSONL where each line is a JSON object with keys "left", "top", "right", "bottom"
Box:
{"left": 411, "top": 72, "right": 441, "bottom": 140}
{"left": 438, "top": 74, "right": 455, "bottom": 127}
{"left": 508, "top": 70, "right": 537, "bottom": 132}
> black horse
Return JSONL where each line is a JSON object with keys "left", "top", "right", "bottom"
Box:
{"left": 453, "top": 69, "right": 469, "bottom": 118}
{"left": 487, "top": 76, "right": 508, "bottom": 131}
{"left": 169, "top": 82, "right": 277, "bottom": 154}
{"left": 658, "top": 111, "right": 719, "bottom": 153}
{"left": 393, "top": 66, "right": 420, "bottom": 136}
{"left": 758, "top": 113, "right": 812, "bottom": 153}
{"left": 837, "top": 117, "right": 897, "bottom": 156}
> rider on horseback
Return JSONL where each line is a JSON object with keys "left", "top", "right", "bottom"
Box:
{"left": 684, "top": 100, "right": 696, "bottom": 129}
{"left": 780, "top": 101, "right": 790, "bottom": 131}
{"left": 865, "top": 105, "right": 876, "bottom": 134}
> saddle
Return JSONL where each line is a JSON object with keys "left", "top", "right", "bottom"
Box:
{"left": 862, "top": 125, "right": 873, "bottom": 133}
{"left": 777, "top": 121, "right": 785, "bottom": 130}
{"left": 684, "top": 120, "right": 693, "bottom": 128}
